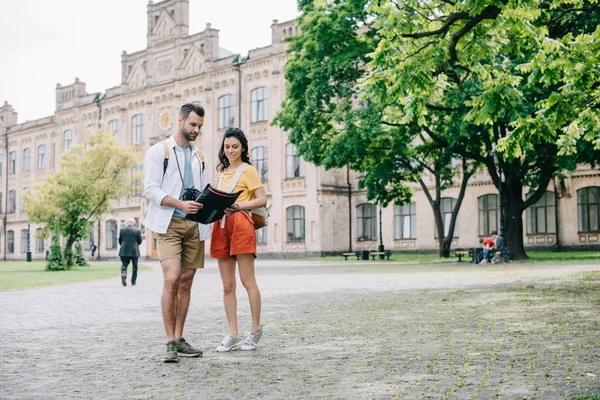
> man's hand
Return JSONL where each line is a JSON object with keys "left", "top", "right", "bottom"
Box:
{"left": 180, "top": 200, "right": 203, "bottom": 214}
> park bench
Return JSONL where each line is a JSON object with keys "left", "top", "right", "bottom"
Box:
{"left": 454, "top": 248, "right": 470, "bottom": 262}
{"left": 342, "top": 252, "right": 360, "bottom": 260}
{"left": 370, "top": 250, "right": 392, "bottom": 260}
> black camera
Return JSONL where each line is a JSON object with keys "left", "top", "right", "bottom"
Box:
{"left": 182, "top": 187, "right": 201, "bottom": 202}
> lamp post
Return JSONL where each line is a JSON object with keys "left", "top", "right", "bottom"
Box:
{"left": 26, "top": 223, "right": 32, "bottom": 262}
{"left": 378, "top": 205, "right": 384, "bottom": 259}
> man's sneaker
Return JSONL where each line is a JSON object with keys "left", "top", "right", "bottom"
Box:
{"left": 176, "top": 338, "right": 202, "bottom": 357}
{"left": 241, "top": 327, "right": 264, "bottom": 351}
{"left": 216, "top": 334, "right": 243, "bottom": 352}
{"left": 121, "top": 274, "right": 127, "bottom": 286}
{"left": 162, "top": 340, "right": 179, "bottom": 363}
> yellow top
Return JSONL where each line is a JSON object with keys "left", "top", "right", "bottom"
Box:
{"left": 219, "top": 165, "right": 263, "bottom": 203}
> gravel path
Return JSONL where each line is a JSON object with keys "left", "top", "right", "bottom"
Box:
{"left": 1, "top": 259, "right": 599, "bottom": 399}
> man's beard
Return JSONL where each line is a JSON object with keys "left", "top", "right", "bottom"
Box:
{"left": 181, "top": 126, "right": 197, "bottom": 142}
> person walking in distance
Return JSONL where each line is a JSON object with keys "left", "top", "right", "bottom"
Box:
{"left": 211, "top": 127, "right": 267, "bottom": 352}
{"left": 144, "top": 103, "right": 210, "bottom": 362}
{"left": 118, "top": 218, "right": 143, "bottom": 286}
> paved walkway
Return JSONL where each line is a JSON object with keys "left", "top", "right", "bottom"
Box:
{"left": 1, "top": 259, "right": 599, "bottom": 399}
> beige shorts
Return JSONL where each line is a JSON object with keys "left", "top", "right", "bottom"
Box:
{"left": 156, "top": 218, "right": 205, "bottom": 269}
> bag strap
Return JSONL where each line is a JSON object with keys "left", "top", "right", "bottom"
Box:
{"left": 162, "top": 140, "right": 205, "bottom": 177}
{"left": 218, "top": 163, "right": 248, "bottom": 192}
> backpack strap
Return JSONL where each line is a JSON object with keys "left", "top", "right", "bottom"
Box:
{"left": 161, "top": 141, "right": 170, "bottom": 177}
{"left": 226, "top": 163, "right": 248, "bottom": 192}
{"left": 162, "top": 140, "right": 206, "bottom": 176}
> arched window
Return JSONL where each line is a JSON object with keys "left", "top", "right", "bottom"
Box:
{"left": 9, "top": 151, "right": 16, "bottom": 175}
{"left": 20, "top": 229, "right": 28, "bottom": 253}
{"left": 8, "top": 190, "right": 16, "bottom": 214}
{"left": 38, "top": 145, "right": 47, "bottom": 170}
{"left": 286, "top": 143, "right": 304, "bottom": 178}
{"left": 526, "top": 191, "right": 556, "bottom": 234}
{"left": 218, "top": 95, "right": 234, "bottom": 129}
{"left": 251, "top": 87, "right": 268, "bottom": 123}
{"left": 132, "top": 114, "right": 144, "bottom": 144}
{"left": 578, "top": 187, "right": 600, "bottom": 233}
{"left": 357, "top": 203, "right": 377, "bottom": 241}
{"left": 478, "top": 194, "right": 499, "bottom": 236}
{"left": 108, "top": 119, "right": 120, "bottom": 137}
{"left": 36, "top": 228, "right": 45, "bottom": 253}
{"left": 106, "top": 220, "right": 118, "bottom": 249}
{"left": 63, "top": 129, "right": 73, "bottom": 150}
{"left": 23, "top": 148, "right": 31, "bottom": 172}
{"left": 251, "top": 146, "right": 268, "bottom": 182}
{"left": 394, "top": 203, "right": 416, "bottom": 239}
{"left": 7, "top": 230, "right": 14, "bottom": 253}
{"left": 286, "top": 206, "right": 305, "bottom": 242}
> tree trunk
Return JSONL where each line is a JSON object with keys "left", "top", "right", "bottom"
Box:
{"left": 502, "top": 169, "right": 528, "bottom": 260}
{"left": 64, "top": 235, "right": 76, "bottom": 267}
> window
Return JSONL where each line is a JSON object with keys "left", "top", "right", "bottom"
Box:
{"left": 23, "top": 148, "right": 31, "bottom": 172}
{"left": 287, "top": 206, "right": 305, "bottom": 242}
{"left": 251, "top": 87, "right": 268, "bottom": 123}
{"left": 108, "top": 119, "right": 120, "bottom": 137}
{"left": 218, "top": 95, "right": 234, "bottom": 129}
{"left": 63, "top": 129, "right": 73, "bottom": 150}
{"left": 38, "top": 145, "right": 46, "bottom": 169}
{"left": 132, "top": 114, "right": 144, "bottom": 144}
{"left": 106, "top": 220, "right": 118, "bottom": 249}
{"left": 436, "top": 197, "right": 458, "bottom": 238}
{"left": 257, "top": 227, "right": 268, "bottom": 244}
{"left": 8, "top": 190, "right": 16, "bottom": 213}
{"left": 394, "top": 203, "right": 416, "bottom": 239}
{"left": 526, "top": 191, "right": 556, "bottom": 234}
{"left": 36, "top": 228, "right": 44, "bottom": 253}
{"left": 131, "top": 165, "right": 144, "bottom": 196}
{"left": 478, "top": 194, "right": 499, "bottom": 236}
{"left": 286, "top": 143, "right": 304, "bottom": 178}
{"left": 9, "top": 151, "right": 16, "bottom": 175}
{"left": 20, "top": 229, "right": 28, "bottom": 253}
{"left": 251, "top": 146, "right": 268, "bottom": 182}
{"left": 578, "top": 187, "right": 600, "bottom": 233}
{"left": 86, "top": 123, "right": 96, "bottom": 132}
{"left": 7, "top": 230, "right": 14, "bottom": 253}
{"left": 357, "top": 203, "right": 377, "bottom": 241}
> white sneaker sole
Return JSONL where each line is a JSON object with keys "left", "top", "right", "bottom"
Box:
{"left": 216, "top": 343, "right": 242, "bottom": 352}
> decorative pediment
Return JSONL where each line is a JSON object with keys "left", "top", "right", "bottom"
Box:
{"left": 153, "top": 10, "right": 176, "bottom": 40}
{"left": 127, "top": 61, "right": 148, "bottom": 90}
{"left": 181, "top": 45, "right": 205, "bottom": 76}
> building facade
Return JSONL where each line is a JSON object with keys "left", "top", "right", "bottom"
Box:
{"left": 1, "top": 0, "right": 599, "bottom": 260}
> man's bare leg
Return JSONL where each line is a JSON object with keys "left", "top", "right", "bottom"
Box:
{"left": 175, "top": 268, "right": 197, "bottom": 339}
{"left": 161, "top": 259, "right": 182, "bottom": 341}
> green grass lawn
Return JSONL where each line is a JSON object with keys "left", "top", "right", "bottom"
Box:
{"left": 0, "top": 261, "right": 151, "bottom": 291}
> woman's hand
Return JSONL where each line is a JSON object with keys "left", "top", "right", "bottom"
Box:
{"left": 224, "top": 203, "right": 240, "bottom": 216}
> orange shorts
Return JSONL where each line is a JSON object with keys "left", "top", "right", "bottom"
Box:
{"left": 210, "top": 211, "right": 256, "bottom": 258}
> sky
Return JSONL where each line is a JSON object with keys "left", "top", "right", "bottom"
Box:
{"left": 0, "top": 0, "right": 300, "bottom": 123}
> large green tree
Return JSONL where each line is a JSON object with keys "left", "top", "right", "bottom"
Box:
{"left": 275, "top": 0, "right": 475, "bottom": 256}
{"left": 364, "top": 0, "right": 600, "bottom": 259}
{"left": 25, "top": 127, "right": 139, "bottom": 266}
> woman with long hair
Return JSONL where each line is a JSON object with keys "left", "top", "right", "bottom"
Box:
{"left": 211, "top": 127, "right": 267, "bottom": 352}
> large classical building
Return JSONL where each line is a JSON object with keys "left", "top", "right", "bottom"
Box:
{"left": 1, "top": 0, "right": 599, "bottom": 261}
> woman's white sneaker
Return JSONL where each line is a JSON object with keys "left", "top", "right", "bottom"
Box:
{"left": 216, "top": 334, "right": 243, "bottom": 352}
{"left": 241, "top": 328, "right": 264, "bottom": 351}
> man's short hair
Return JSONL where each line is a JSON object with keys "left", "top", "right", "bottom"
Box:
{"left": 180, "top": 103, "right": 205, "bottom": 120}
{"left": 127, "top": 218, "right": 136, "bottom": 226}
{"left": 490, "top": 230, "right": 498, "bottom": 235}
